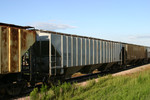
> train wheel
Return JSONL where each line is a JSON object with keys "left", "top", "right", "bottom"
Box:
{"left": 0, "top": 87, "right": 6, "bottom": 98}
{"left": 6, "top": 83, "right": 23, "bottom": 96}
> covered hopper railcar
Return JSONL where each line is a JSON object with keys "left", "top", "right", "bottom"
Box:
{"left": 32, "top": 30, "right": 123, "bottom": 80}
{"left": 0, "top": 23, "right": 36, "bottom": 96}
{"left": 0, "top": 23, "right": 150, "bottom": 96}
{"left": 29, "top": 30, "right": 150, "bottom": 83}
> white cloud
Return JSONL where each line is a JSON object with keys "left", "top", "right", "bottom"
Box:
{"left": 32, "top": 22, "right": 76, "bottom": 31}
{"left": 128, "top": 34, "right": 150, "bottom": 39}
{"left": 136, "top": 35, "right": 150, "bottom": 39}
{"left": 127, "top": 34, "right": 150, "bottom": 46}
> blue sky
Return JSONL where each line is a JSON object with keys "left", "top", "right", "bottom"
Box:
{"left": 1, "top": 0, "right": 150, "bottom": 46}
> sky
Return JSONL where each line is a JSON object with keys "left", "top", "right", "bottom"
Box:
{"left": 0, "top": 0, "right": 150, "bottom": 46}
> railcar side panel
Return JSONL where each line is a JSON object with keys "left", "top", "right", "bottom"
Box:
{"left": 147, "top": 47, "right": 150, "bottom": 58}
{"left": 94, "top": 40, "right": 96, "bottom": 64}
{"left": 114, "top": 43, "right": 116, "bottom": 61}
{"left": 63, "top": 36, "right": 67, "bottom": 67}
{"left": 127, "top": 44, "right": 146, "bottom": 60}
{"left": 68, "top": 36, "right": 71, "bottom": 67}
{"left": 82, "top": 38, "right": 85, "bottom": 65}
{"left": 10, "top": 28, "right": 19, "bottom": 72}
{"left": 51, "top": 34, "right": 61, "bottom": 67}
{"left": 90, "top": 39, "right": 93, "bottom": 64}
{"left": 100, "top": 40, "right": 103, "bottom": 63}
{"left": 105, "top": 42, "right": 108, "bottom": 63}
{"left": 110, "top": 42, "right": 113, "bottom": 62}
{"left": 1, "top": 27, "right": 9, "bottom": 74}
{"left": 102, "top": 41, "right": 105, "bottom": 63}
{"left": 98, "top": 40, "right": 100, "bottom": 63}
{"left": 21, "top": 29, "right": 36, "bottom": 56}
{"left": 0, "top": 26, "right": 36, "bottom": 74}
{"left": 113, "top": 42, "right": 115, "bottom": 62}
{"left": 78, "top": 37, "right": 81, "bottom": 66}
{"left": 73, "top": 37, "right": 76, "bottom": 66}
{"left": 86, "top": 39, "right": 89, "bottom": 65}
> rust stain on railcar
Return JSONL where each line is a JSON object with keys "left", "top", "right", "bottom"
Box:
{"left": 0, "top": 24, "right": 36, "bottom": 74}
{"left": 127, "top": 44, "right": 146, "bottom": 60}
{"left": 21, "top": 29, "right": 36, "bottom": 56}
{"left": 10, "top": 28, "right": 19, "bottom": 72}
{"left": 21, "top": 29, "right": 27, "bottom": 50}
{"left": 1, "top": 27, "right": 9, "bottom": 73}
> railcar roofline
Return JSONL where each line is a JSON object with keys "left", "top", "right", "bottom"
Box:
{"left": 35, "top": 29, "right": 150, "bottom": 48}
{"left": 0, "top": 22, "right": 149, "bottom": 47}
{"left": 0, "top": 22, "right": 34, "bottom": 29}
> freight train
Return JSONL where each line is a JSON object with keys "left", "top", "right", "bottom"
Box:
{"left": 0, "top": 23, "right": 150, "bottom": 96}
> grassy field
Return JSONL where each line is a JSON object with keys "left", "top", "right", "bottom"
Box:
{"left": 30, "top": 70, "right": 150, "bottom": 100}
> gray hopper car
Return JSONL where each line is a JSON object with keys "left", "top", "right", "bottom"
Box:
{"left": 29, "top": 30, "right": 150, "bottom": 81}
{"left": 0, "top": 23, "right": 150, "bottom": 96}
{"left": 33, "top": 30, "right": 123, "bottom": 80}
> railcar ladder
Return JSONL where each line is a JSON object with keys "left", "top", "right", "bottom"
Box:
{"left": 21, "top": 50, "right": 31, "bottom": 81}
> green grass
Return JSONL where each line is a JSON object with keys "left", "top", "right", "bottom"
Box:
{"left": 30, "top": 70, "right": 150, "bottom": 100}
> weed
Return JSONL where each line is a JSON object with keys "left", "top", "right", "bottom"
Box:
{"left": 30, "top": 69, "right": 150, "bottom": 100}
{"left": 30, "top": 88, "right": 39, "bottom": 100}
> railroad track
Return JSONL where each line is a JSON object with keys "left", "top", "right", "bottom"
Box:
{"left": 1, "top": 85, "right": 41, "bottom": 100}
{"left": 7, "top": 64, "right": 146, "bottom": 100}
{"left": 66, "top": 63, "right": 147, "bottom": 83}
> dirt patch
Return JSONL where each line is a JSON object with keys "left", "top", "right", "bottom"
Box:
{"left": 92, "top": 69, "right": 100, "bottom": 74}
{"left": 78, "top": 64, "right": 150, "bottom": 86}
{"left": 71, "top": 72, "right": 86, "bottom": 78}
{"left": 112, "top": 64, "right": 150, "bottom": 76}
{"left": 13, "top": 96, "right": 30, "bottom": 100}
